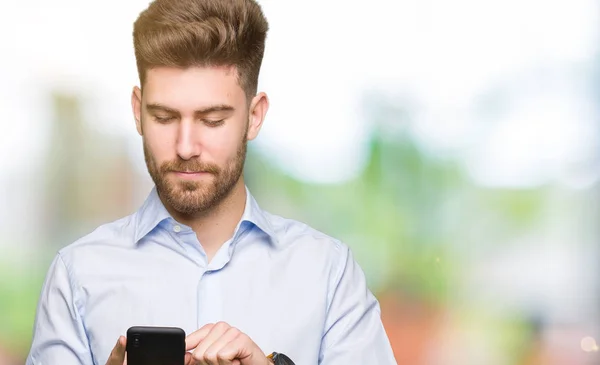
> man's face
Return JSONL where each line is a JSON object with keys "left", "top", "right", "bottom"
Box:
{"left": 132, "top": 66, "right": 255, "bottom": 215}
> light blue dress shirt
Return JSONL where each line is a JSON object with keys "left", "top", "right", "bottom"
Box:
{"left": 26, "top": 187, "right": 397, "bottom": 365}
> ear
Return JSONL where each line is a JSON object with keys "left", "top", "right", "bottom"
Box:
{"left": 246, "top": 92, "right": 269, "bottom": 141}
{"left": 131, "top": 86, "right": 143, "bottom": 136}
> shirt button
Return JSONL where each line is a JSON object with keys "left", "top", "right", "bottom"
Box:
{"left": 173, "top": 225, "right": 182, "bottom": 233}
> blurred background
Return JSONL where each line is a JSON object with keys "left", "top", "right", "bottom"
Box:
{"left": 1, "top": 0, "right": 599, "bottom": 364}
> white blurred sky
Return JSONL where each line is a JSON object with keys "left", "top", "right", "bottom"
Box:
{"left": 0, "top": 0, "right": 598, "bottom": 186}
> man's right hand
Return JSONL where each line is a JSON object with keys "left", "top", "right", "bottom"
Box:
{"left": 106, "top": 336, "right": 127, "bottom": 365}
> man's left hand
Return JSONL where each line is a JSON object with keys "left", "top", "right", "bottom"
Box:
{"left": 185, "top": 322, "right": 271, "bottom": 365}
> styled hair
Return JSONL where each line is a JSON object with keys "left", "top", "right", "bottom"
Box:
{"left": 133, "top": 0, "right": 269, "bottom": 98}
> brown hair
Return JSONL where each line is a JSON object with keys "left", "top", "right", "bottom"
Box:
{"left": 133, "top": 0, "right": 269, "bottom": 98}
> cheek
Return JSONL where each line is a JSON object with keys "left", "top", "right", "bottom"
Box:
{"left": 202, "top": 128, "right": 243, "bottom": 162}
{"left": 144, "top": 128, "right": 177, "bottom": 162}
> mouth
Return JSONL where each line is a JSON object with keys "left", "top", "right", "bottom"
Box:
{"left": 171, "top": 171, "right": 212, "bottom": 179}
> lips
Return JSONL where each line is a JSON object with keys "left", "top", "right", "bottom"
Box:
{"left": 170, "top": 169, "right": 212, "bottom": 174}
{"left": 171, "top": 170, "right": 214, "bottom": 179}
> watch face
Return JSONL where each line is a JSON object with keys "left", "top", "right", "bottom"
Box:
{"left": 273, "top": 353, "right": 295, "bottom": 365}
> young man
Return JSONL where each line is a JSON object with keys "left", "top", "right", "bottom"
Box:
{"left": 26, "top": 0, "right": 397, "bottom": 364}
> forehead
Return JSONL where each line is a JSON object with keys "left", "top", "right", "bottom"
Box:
{"left": 142, "top": 66, "right": 246, "bottom": 109}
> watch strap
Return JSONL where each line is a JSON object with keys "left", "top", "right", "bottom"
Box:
{"left": 267, "top": 352, "right": 295, "bottom": 365}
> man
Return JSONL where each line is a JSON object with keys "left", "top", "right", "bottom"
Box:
{"left": 26, "top": 0, "right": 397, "bottom": 364}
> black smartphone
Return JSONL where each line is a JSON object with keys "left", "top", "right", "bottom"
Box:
{"left": 126, "top": 326, "right": 186, "bottom": 365}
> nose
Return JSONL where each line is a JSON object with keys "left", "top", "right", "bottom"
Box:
{"left": 175, "top": 120, "right": 201, "bottom": 160}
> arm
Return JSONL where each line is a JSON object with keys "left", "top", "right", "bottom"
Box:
{"left": 319, "top": 245, "right": 397, "bottom": 364}
{"left": 26, "top": 253, "right": 94, "bottom": 365}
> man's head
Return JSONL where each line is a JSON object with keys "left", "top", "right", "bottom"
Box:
{"left": 131, "top": 0, "right": 269, "bottom": 216}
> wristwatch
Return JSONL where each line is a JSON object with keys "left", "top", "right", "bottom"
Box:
{"left": 267, "top": 352, "right": 295, "bottom": 365}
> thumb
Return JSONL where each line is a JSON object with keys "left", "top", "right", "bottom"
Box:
{"left": 106, "top": 336, "right": 127, "bottom": 365}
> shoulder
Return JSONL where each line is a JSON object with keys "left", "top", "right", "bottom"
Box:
{"left": 269, "top": 211, "right": 346, "bottom": 248}
{"left": 57, "top": 213, "right": 137, "bottom": 272}
{"left": 262, "top": 210, "right": 350, "bottom": 270}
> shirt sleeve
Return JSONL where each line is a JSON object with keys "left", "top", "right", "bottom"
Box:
{"left": 26, "top": 253, "right": 94, "bottom": 365}
{"left": 319, "top": 244, "right": 397, "bottom": 364}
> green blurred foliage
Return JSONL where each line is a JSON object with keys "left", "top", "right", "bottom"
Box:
{"left": 0, "top": 256, "right": 50, "bottom": 359}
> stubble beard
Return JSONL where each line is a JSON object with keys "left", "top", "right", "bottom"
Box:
{"left": 144, "top": 131, "right": 248, "bottom": 216}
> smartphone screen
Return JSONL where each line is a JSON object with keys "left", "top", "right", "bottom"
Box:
{"left": 126, "top": 326, "right": 186, "bottom": 365}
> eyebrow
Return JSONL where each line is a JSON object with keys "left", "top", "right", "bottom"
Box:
{"left": 145, "top": 103, "right": 235, "bottom": 116}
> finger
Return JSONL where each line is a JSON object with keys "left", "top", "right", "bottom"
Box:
{"left": 186, "top": 323, "right": 215, "bottom": 351}
{"left": 213, "top": 334, "right": 261, "bottom": 364}
{"left": 222, "top": 353, "right": 240, "bottom": 364}
{"left": 185, "top": 352, "right": 193, "bottom": 365}
{"left": 106, "top": 336, "right": 126, "bottom": 365}
{"left": 120, "top": 337, "right": 128, "bottom": 365}
{"left": 191, "top": 322, "right": 232, "bottom": 365}
{"left": 203, "top": 327, "right": 242, "bottom": 365}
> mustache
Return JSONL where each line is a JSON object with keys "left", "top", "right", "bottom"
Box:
{"left": 160, "top": 159, "right": 220, "bottom": 174}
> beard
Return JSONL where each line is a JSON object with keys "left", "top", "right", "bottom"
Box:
{"left": 143, "top": 130, "right": 247, "bottom": 216}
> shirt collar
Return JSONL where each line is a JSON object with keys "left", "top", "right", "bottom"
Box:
{"left": 240, "top": 186, "right": 279, "bottom": 245}
{"left": 133, "top": 187, "right": 171, "bottom": 244}
{"left": 133, "top": 186, "right": 278, "bottom": 245}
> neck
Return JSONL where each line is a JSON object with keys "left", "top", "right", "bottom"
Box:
{"left": 163, "top": 178, "right": 247, "bottom": 262}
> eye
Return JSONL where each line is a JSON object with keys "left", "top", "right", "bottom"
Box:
{"left": 203, "top": 119, "right": 225, "bottom": 127}
{"left": 154, "top": 116, "right": 175, "bottom": 123}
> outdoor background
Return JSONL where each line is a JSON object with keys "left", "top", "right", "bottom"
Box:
{"left": 1, "top": 0, "right": 600, "bottom": 364}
